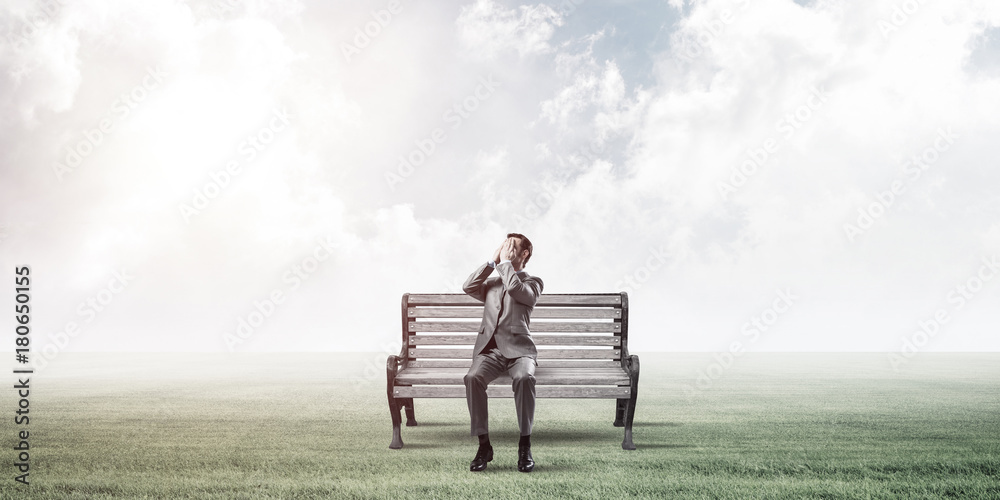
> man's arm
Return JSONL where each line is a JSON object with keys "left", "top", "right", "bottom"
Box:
{"left": 462, "top": 262, "right": 496, "bottom": 302}
{"left": 463, "top": 240, "right": 509, "bottom": 301}
{"left": 496, "top": 262, "right": 544, "bottom": 307}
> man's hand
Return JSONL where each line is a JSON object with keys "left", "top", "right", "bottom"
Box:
{"left": 492, "top": 239, "right": 506, "bottom": 264}
{"left": 500, "top": 237, "right": 517, "bottom": 262}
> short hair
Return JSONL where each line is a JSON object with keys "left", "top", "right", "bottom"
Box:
{"left": 507, "top": 232, "right": 533, "bottom": 266}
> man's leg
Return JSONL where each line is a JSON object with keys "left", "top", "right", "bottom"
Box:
{"left": 465, "top": 349, "right": 506, "bottom": 471}
{"left": 464, "top": 349, "right": 506, "bottom": 437}
{"left": 509, "top": 356, "right": 537, "bottom": 436}
{"left": 510, "top": 356, "right": 537, "bottom": 472}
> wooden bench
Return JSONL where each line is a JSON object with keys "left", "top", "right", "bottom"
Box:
{"left": 386, "top": 292, "right": 640, "bottom": 450}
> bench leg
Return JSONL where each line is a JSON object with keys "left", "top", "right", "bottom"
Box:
{"left": 614, "top": 399, "right": 627, "bottom": 427}
{"left": 622, "top": 355, "right": 640, "bottom": 450}
{"left": 403, "top": 398, "right": 418, "bottom": 426}
{"left": 389, "top": 400, "right": 404, "bottom": 449}
{"left": 387, "top": 356, "right": 404, "bottom": 449}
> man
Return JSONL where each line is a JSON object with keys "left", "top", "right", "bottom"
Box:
{"left": 462, "top": 233, "right": 544, "bottom": 473}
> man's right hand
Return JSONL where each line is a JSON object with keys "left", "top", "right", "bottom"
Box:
{"left": 492, "top": 238, "right": 510, "bottom": 265}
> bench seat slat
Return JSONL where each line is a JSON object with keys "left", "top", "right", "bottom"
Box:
{"left": 397, "top": 367, "right": 631, "bottom": 376}
{"left": 393, "top": 385, "right": 630, "bottom": 398}
{"left": 409, "top": 321, "right": 621, "bottom": 333}
{"left": 409, "top": 348, "right": 620, "bottom": 359}
{"left": 408, "top": 307, "right": 621, "bottom": 319}
{"left": 405, "top": 359, "right": 623, "bottom": 368}
{"left": 407, "top": 294, "right": 622, "bottom": 306}
{"left": 409, "top": 335, "right": 620, "bottom": 346}
{"left": 395, "top": 367, "right": 631, "bottom": 386}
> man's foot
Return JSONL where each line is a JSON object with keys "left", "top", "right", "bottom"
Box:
{"left": 470, "top": 444, "right": 493, "bottom": 472}
{"left": 517, "top": 443, "right": 534, "bottom": 473}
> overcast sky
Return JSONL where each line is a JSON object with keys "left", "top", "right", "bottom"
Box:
{"left": 2, "top": 0, "right": 999, "bottom": 358}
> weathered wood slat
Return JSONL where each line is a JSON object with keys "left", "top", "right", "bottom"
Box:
{"left": 409, "top": 335, "right": 620, "bottom": 346}
{"left": 408, "top": 334, "right": 478, "bottom": 345}
{"left": 393, "top": 385, "right": 630, "bottom": 398}
{"left": 407, "top": 294, "right": 622, "bottom": 306}
{"left": 409, "top": 321, "right": 621, "bottom": 333}
{"left": 397, "top": 374, "right": 632, "bottom": 386}
{"left": 408, "top": 321, "right": 480, "bottom": 332}
{"left": 398, "top": 367, "right": 629, "bottom": 375}
{"left": 404, "top": 359, "right": 623, "bottom": 369}
{"left": 409, "top": 348, "right": 620, "bottom": 359}
{"left": 395, "top": 368, "right": 631, "bottom": 386}
{"left": 408, "top": 307, "right": 621, "bottom": 319}
{"left": 399, "top": 371, "right": 629, "bottom": 378}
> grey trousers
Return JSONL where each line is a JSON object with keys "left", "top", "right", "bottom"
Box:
{"left": 464, "top": 348, "right": 537, "bottom": 437}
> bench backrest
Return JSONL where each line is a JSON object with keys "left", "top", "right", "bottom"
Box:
{"left": 401, "top": 293, "right": 629, "bottom": 369}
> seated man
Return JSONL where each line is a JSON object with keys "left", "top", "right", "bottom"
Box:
{"left": 462, "top": 233, "right": 544, "bottom": 473}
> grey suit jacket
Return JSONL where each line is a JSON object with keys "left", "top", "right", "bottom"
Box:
{"left": 463, "top": 261, "right": 544, "bottom": 359}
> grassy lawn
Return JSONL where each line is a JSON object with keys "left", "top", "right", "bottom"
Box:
{"left": 1, "top": 353, "right": 998, "bottom": 499}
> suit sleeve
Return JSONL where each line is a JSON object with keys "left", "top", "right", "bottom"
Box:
{"left": 462, "top": 262, "right": 496, "bottom": 302}
{"left": 496, "top": 262, "right": 544, "bottom": 307}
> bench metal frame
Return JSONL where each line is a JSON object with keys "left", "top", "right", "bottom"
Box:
{"left": 386, "top": 292, "right": 639, "bottom": 450}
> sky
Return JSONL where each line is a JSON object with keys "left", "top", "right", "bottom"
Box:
{"left": 2, "top": 0, "right": 999, "bottom": 360}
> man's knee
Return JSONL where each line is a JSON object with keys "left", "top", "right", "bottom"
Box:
{"left": 465, "top": 369, "right": 487, "bottom": 388}
{"left": 511, "top": 369, "right": 535, "bottom": 388}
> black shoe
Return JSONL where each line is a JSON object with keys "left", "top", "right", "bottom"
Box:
{"left": 517, "top": 444, "right": 534, "bottom": 473}
{"left": 470, "top": 444, "right": 493, "bottom": 472}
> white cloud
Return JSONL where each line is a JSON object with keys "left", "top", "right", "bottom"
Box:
{"left": 606, "top": 0, "right": 1000, "bottom": 350}
{"left": 456, "top": 0, "right": 563, "bottom": 59}
{"left": 1, "top": 3, "right": 80, "bottom": 124}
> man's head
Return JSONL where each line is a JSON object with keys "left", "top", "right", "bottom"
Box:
{"left": 507, "top": 232, "right": 533, "bottom": 270}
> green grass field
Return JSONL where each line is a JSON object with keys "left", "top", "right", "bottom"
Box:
{"left": 2, "top": 353, "right": 998, "bottom": 499}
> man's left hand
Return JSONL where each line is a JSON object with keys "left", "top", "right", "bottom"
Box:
{"left": 500, "top": 238, "right": 517, "bottom": 262}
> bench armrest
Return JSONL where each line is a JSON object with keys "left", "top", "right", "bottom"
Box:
{"left": 386, "top": 354, "right": 403, "bottom": 375}
{"left": 397, "top": 293, "right": 411, "bottom": 364}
